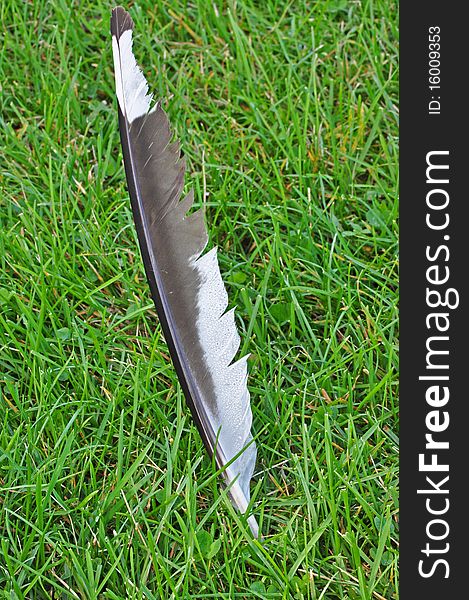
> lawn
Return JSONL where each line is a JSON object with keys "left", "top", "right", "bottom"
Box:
{"left": 0, "top": 1, "right": 398, "bottom": 598}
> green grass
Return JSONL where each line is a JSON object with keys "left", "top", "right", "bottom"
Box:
{"left": 0, "top": 0, "right": 398, "bottom": 598}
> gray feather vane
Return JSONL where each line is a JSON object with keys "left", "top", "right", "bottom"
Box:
{"left": 111, "top": 6, "right": 258, "bottom": 536}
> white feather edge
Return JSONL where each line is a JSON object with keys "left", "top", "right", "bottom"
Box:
{"left": 191, "top": 249, "right": 257, "bottom": 527}
{"left": 112, "top": 30, "right": 152, "bottom": 123}
{"left": 112, "top": 27, "right": 258, "bottom": 536}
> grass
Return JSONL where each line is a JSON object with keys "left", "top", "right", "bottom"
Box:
{"left": 0, "top": 0, "right": 398, "bottom": 598}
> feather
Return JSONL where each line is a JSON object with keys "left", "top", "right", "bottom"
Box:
{"left": 111, "top": 7, "right": 258, "bottom": 536}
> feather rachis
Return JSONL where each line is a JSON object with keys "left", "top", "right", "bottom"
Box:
{"left": 111, "top": 6, "right": 258, "bottom": 536}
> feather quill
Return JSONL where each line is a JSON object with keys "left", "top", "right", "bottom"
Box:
{"left": 111, "top": 7, "right": 258, "bottom": 536}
